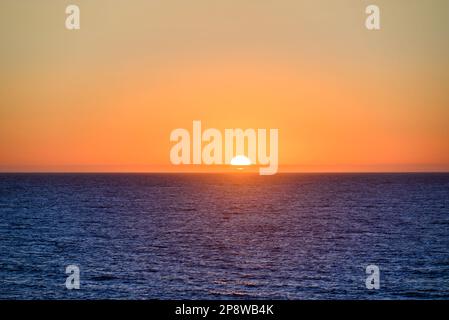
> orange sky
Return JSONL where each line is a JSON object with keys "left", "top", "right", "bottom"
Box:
{"left": 1, "top": 0, "right": 448, "bottom": 172}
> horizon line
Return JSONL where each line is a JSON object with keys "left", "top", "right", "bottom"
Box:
{"left": 1, "top": 171, "right": 449, "bottom": 174}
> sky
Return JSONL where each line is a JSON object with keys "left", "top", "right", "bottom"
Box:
{"left": 1, "top": 0, "right": 448, "bottom": 172}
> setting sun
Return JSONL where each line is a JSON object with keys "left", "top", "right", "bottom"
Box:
{"left": 230, "top": 155, "right": 252, "bottom": 166}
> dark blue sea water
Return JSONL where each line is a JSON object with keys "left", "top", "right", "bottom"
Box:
{"left": 0, "top": 173, "right": 448, "bottom": 299}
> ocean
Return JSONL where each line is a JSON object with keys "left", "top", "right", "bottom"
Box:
{"left": 0, "top": 173, "right": 448, "bottom": 299}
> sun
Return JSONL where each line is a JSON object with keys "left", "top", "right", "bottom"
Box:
{"left": 230, "top": 155, "right": 251, "bottom": 166}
